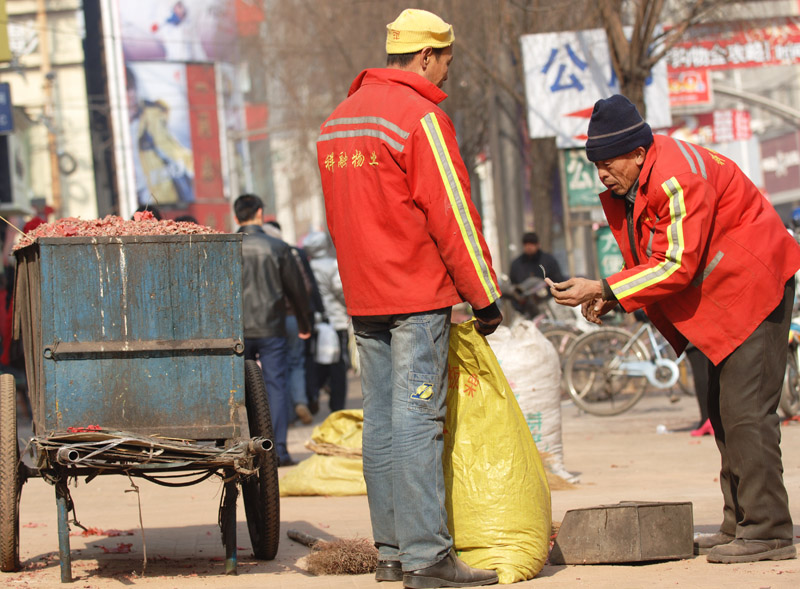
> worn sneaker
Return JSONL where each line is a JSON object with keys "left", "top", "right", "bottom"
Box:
{"left": 694, "top": 531, "right": 735, "bottom": 555}
{"left": 295, "top": 403, "right": 313, "bottom": 425}
{"left": 707, "top": 538, "right": 796, "bottom": 563}
{"left": 403, "top": 550, "right": 498, "bottom": 588}
{"left": 375, "top": 559, "right": 403, "bottom": 582}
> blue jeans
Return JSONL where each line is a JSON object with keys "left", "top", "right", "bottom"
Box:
{"left": 244, "top": 336, "right": 291, "bottom": 462}
{"left": 285, "top": 315, "right": 308, "bottom": 414}
{"left": 353, "top": 308, "right": 452, "bottom": 571}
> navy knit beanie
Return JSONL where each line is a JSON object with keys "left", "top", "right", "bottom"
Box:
{"left": 585, "top": 95, "right": 653, "bottom": 162}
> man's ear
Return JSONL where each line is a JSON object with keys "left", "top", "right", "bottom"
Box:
{"left": 634, "top": 146, "right": 647, "bottom": 166}
{"left": 419, "top": 46, "right": 433, "bottom": 69}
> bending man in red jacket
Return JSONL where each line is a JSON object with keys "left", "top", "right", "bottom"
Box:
{"left": 316, "top": 8, "right": 501, "bottom": 588}
{"left": 551, "top": 95, "right": 800, "bottom": 564}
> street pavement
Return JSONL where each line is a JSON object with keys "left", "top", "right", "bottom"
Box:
{"left": 4, "top": 373, "right": 800, "bottom": 588}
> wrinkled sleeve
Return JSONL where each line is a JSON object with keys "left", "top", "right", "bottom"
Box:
{"left": 280, "top": 246, "right": 312, "bottom": 333}
{"left": 407, "top": 110, "right": 501, "bottom": 310}
{"left": 607, "top": 172, "right": 715, "bottom": 311}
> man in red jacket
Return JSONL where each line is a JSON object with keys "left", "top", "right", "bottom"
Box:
{"left": 316, "top": 8, "right": 501, "bottom": 588}
{"left": 551, "top": 95, "right": 800, "bottom": 564}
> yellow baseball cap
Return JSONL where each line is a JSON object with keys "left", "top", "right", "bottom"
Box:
{"left": 386, "top": 9, "right": 454, "bottom": 54}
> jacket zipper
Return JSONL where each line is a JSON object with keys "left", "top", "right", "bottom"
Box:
{"left": 626, "top": 199, "right": 640, "bottom": 266}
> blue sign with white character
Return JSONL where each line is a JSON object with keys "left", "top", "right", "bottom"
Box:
{"left": 0, "top": 82, "right": 13, "bottom": 134}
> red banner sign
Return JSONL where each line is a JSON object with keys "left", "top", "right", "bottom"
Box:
{"left": 186, "top": 64, "right": 224, "bottom": 201}
{"left": 660, "top": 110, "right": 751, "bottom": 144}
{"left": 667, "top": 17, "right": 800, "bottom": 71}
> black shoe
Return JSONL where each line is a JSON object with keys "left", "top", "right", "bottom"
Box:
{"left": 278, "top": 457, "right": 297, "bottom": 467}
{"left": 403, "top": 550, "right": 498, "bottom": 588}
{"left": 707, "top": 538, "right": 797, "bottom": 563}
{"left": 308, "top": 399, "right": 320, "bottom": 415}
{"left": 693, "top": 531, "right": 734, "bottom": 555}
{"left": 376, "top": 559, "right": 403, "bottom": 582}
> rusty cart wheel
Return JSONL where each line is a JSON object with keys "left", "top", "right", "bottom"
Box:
{"left": 0, "top": 373, "right": 21, "bottom": 572}
{"left": 242, "top": 360, "right": 280, "bottom": 560}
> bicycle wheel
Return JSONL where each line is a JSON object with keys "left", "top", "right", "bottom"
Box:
{"left": 564, "top": 327, "right": 651, "bottom": 416}
{"left": 780, "top": 345, "right": 800, "bottom": 419}
{"left": 541, "top": 325, "right": 583, "bottom": 367}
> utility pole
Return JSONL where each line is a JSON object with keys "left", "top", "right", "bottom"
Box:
{"left": 37, "top": 0, "right": 62, "bottom": 217}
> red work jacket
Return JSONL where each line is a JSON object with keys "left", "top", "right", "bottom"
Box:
{"left": 601, "top": 134, "right": 800, "bottom": 365}
{"left": 316, "top": 68, "right": 500, "bottom": 317}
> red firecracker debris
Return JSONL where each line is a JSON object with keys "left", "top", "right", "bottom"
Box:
{"left": 97, "top": 543, "right": 133, "bottom": 554}
{"left": 66, "top": 425, "right": 102, "bottom": 433}
{"left": 14, "top": 213, "right": 221, "bottom": 250}
{"left": 71, "top": 527, "right": 134, "bottom": 538}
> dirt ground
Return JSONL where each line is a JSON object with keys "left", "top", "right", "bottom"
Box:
{"left": 4, "top": 376, "right": 799, "bottom": 588}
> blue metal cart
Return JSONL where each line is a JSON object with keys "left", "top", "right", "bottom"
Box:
{"left": 0, "top": 235, "right": 280, "bottom": 581}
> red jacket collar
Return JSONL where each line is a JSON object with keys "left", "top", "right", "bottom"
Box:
{"left": 347, "top": 68, "right": 448, "bottom": 104}
{"left": 638, "top": 135, "right": 661, "bottom": 191}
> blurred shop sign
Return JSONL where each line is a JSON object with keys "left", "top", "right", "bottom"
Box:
{"left": 668, "top": 69, "right": 712, "bottom": 107}
{"left": 761, "top": 131, "right": 800, "bottom": 196}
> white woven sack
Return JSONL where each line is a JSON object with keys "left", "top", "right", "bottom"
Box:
{"left": 488, "top": 320, "right": 578, "bottom": 483}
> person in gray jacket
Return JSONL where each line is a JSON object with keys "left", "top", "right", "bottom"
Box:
{"left": 303, "top": 231, "right": 349, "bottom": 413}
{"left": 234, "top": 194, "right": 312, "bottom": 466}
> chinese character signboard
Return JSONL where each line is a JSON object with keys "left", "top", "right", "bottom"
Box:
{"left": 564, "top": 148, "right": 605, "bottom": 208}
{"left": 520, "top": 28, "right": 671, "bottom": 148}
{"left": 595, "top": 226, "right": 624, "bottom": 280}
{"left": 667, "top": 17, "right": 800, "bottom": 71}
{"left": 712, "top": 109, "right": 750, "bottom": 143}
{"left": 659, "top": 110, "right": 751, "bottom": 145}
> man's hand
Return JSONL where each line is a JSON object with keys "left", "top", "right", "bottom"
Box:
{"left": 581, "top": 298, "right": 617, "bottom": 325}
{"left": 548, "top": 277, "right": 604, "bottom": 307}
{"left": 473, "top": 302, "right": 503, "bottom": 336}
{"left": 298, "top": 331, "right": 311, "bottom": 340}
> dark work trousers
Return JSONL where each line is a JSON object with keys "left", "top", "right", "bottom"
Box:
{"left": 686, "top": 344, "right": 711, "bottom": 424}
{"left": 707, "top": 278, "right": 794, "bottom": 541}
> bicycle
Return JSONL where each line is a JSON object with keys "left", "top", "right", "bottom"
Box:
{"left": 563, "top": 318, "right": 690, "bottom": 416}
{"left": 781, "top": 316, "right": 800, "bottom": 419}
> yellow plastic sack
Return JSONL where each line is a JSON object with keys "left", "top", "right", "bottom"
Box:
{"left": 279, "top": 409, "right": 367, "bottom": 496}
{"left": 444, "top": 321, "right": 552, "bottom": 583}
{"left": 279, "top": 453, "right": 366, "bottom": 496}
{"left": 309, "top": 409, "right": 364, "bottom": 452}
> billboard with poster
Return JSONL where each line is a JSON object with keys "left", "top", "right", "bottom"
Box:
{"left": 127, "top": 62, "right": 195, "bottom": 206}
{"left": 102, "top": 0, "right": 244, "bottom": 225}
{"left": 119, "top": 0, "right": 237, "bottom": 63}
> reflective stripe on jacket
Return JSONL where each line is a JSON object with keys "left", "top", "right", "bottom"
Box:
{"left": 316, "top": 68, "right": 500, "bottom": 316}
{"left": 601, "top": 134, "right": 800, "bottom": 364}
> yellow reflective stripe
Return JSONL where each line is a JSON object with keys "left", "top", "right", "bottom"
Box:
{"left": 610, "top": 177, "right": 686, "bottom": 299}
{"left": 421, "top": 113, "right": 499, "bottom": 301}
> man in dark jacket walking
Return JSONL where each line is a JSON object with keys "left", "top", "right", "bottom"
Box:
{"left": 234, "top": 194, "right": 312, "bottom": 466}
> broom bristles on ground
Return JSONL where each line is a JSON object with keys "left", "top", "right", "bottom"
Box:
{"left": 305, "top": 537, "right": 379, "bottom": 575}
